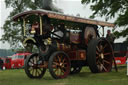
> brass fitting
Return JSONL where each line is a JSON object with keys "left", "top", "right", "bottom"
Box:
{"left": 44, "top": 38, "right": 52, "bottom": 45}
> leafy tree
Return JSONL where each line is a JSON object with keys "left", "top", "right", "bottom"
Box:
{"left": 1, "top": 0, "right": 60, "bottom": 50}
{"left": 81, "top": 0, "right": 128, "bottom": 43}
{"left": 1, "top": 0, "right": 33, "bottom": 49}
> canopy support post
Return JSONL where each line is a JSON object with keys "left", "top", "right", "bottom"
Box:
{"left": 39, "top": 15, "right": 42, "bottom": 35}
{"left": 23, "top": 18, "right": 26, "bottom": 37}
{"left": 102, "top": 26, "right": 104, "bottom": 37}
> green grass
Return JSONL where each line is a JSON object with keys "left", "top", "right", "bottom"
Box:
{"left": 0, "top": 66, "right": 128, "bottom": 85}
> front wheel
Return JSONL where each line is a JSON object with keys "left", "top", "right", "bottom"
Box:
{"left": 87, "top": 38, "right": 113, "bottom": 73}
{"left": 48, "top": 51, "right": 71, "bottom": 79}
{"left": 24, "top": 53, "right": 46, "bottom": 79}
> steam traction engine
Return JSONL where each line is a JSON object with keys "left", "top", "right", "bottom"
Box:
{"left": 13, "top": 10, "right": 116, "bottom": 79}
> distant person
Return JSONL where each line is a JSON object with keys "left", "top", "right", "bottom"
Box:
{"left": 0, "top": 58, "right": 3, "bottom": 70}
{"left": 106, "top": 30, "right": 116, "bottom": 49}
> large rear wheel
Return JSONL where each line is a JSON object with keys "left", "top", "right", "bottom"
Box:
{"left": 24, "top": 53, "right": 46, "bottom": 79}
{"left": 48, "top": 51, "right": 70, "bottom": 79}
{"left": 87, "top": 38, "right": 113, "bottom": 73}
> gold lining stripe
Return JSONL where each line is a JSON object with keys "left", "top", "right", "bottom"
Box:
{"left": 57, "top": 42, "right": 60, "bottom": 50}
{"left": 39, "top": 15, "right": 42, "bottom": 35}
{"left": 23, "top": 37, "right": 36, "bottom": 46}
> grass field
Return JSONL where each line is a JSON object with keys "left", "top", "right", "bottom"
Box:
{"left": 0, "top": 66, "right": 128, "bottom": 85}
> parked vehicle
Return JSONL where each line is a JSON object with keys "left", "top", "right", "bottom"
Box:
{"left": 114, "top": 43, "right": 128, "bottom": 64}
{"left": 4, "top": 53, "right": 31, "bottom": 69}
{"left": 13, "top": 9, "right": 117, "bottom": 79}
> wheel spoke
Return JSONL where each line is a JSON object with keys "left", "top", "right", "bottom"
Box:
{"left": 104, "top": 52, "right": 111, "bottom": 56}
{"left": 54, "top": 68, "right": 59, "bottom": 73}
{"left": 37, "top": 69, "right": 40, "bottom": 76}
{"left": 36, "top": 69, "right": 40, "bottom": 75}
{"left": 32, "top": 69, "right": 34, "bottom": 76}
{"left": 99, "top": 45, "right": 103, "bottom": 52}
{"left": 61, "top": 66, "right": 67, "bottom": 69}
{"left": 34, "top": 69, "right": 36, "bottom": 76}
{"left": 103, "top": 44, "right": 107, "bottom": 50}
{"left": 58, "top": 56, "right": 61, "bottom": 63}
{"left": 52, "top": 64, "right": 57, "bottom": 68}
{"left": 35, "top": 69, "right": 38, "bottom": 76}
{"left": 55, "top": 57, "right": 58, "bottom": 62}
{"left": 56, "top": 68, "right": 60, "bottom": 76}
{"left": 96, "top": 51, "right": 100, "bottom": 55}
{"left": 60, "top": 55, "right": 63, "bottom": 60}
{"left": 33, "top": 69, "right": 35, "bottom": 76}
{"left": 28, "top": 62, "right": 33, "bottom": 66}
{"left": 30, "top": 59, "right": 34, "bottom": 64}
{"left": 97, "top": 64, "right": 103, "bottom": 71}
{"left": 35, "top": 57, "right": 37, "bottom": 63}
{"left": 29, "top": 61, "right": 34, "bottom": 65}
{"left": 97, "top": 60, "right": 108, "bottom": 72}
{"left": 32, "top": 57, "right": 35, "bottom": 64}
{"left": 53, "top": 62, "right": 59, "bottom": 66}
{"left": 96, "top": 46, "right": 100, "bottom": 52}
{"left": 28, "top": 67, "right": 33, "bottom": 71}
{"left": 96, "top": 59, "right": 101, "bottom": 64}
{"left": 63, "top": 63, "right": 68, "bottom": 66}
{"left": 37, "top": 67, "right": 43, "bottom": 72}
{"left": 61, "top": 69, "right": 65, "bottom": 73}
{"left": 101, "top": 64, "right": 107, "bottom": 72}
{"left": 62, "top": 58, "right": 66, "bottom": 63}
{"left": 103, "top": 60, "right": 110, "bottom": 64}
{"left": 55, "top": 56, "right": 59, "bottom": 62}
{"left": 59, "top": 69, "right": 61, "bottom": 75}
{"left": 37, "top": 69, "right": 41, "bottom": 76}
{"left": 99, "top": 40, "right": 103, "bottom": 45}
{"left": 35, "top": 57, "right": 37, "bottom": 64}
{"left": 36, "top": 56, "right": 39, "bottom": 63}
{"left": 60, "top": 69, "right": 64, "bottom": 75}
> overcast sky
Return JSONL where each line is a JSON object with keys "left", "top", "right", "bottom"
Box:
{"left": 0, "top": 0, "right": 126, "bottom": 49}
{"left": 0, "top": 0, "right": 13, "bottom": 49}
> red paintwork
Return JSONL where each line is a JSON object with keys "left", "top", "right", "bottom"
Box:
{"left": 114, "top": 57, "right": 126, "bottom": 65}
{"left": 70, "top": 32, "right": 81, "bottom": 44}
{"left": 4, "top": 58, "right": 11, "bottom": 69}
{"left": 114, "top": 51, "right": 127, "bottom": 65}
{"left": 68, "top": 50, "right": 86, "bottom": 60}
{"left": 3, "top": 53, "right": 31, "bottom": 69}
